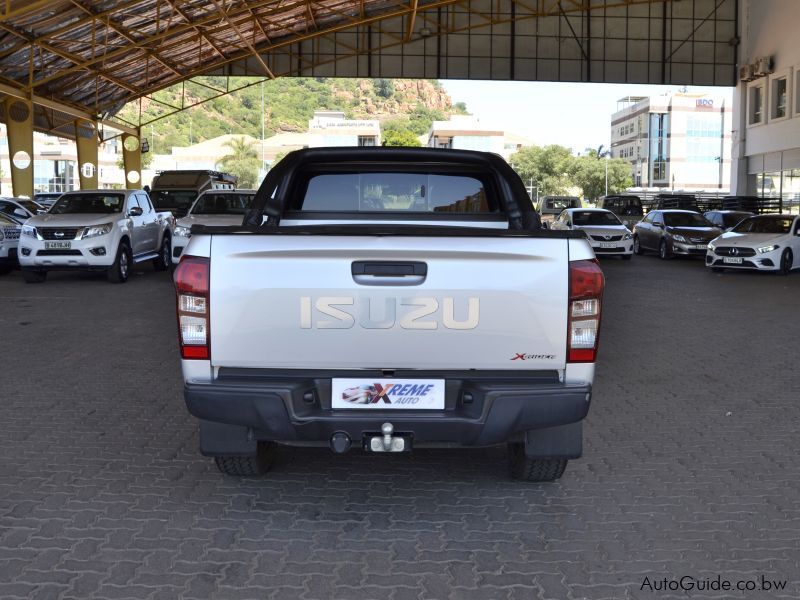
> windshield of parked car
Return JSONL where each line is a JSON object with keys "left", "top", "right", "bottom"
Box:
{"left": 572, "top": 211, "right": 622, "bottom": 226}
{"left": 296, "top": 172, "right": 494, "bottom": 213}
{"left": 664, "top": 213, "right": 713, "bottom": 228}
{"left": 150, "top": 190, "right": 197, "bottom": 212}
{"left": 50, "top": 194, "right": 124, "bottom": 214}
{"left": 16, "top": 200, "right": 41, "bottom": 213}
{"left": 191, "top": 193, "right": 255, "bottom": 215}
{"left": 732, "top": 216, "right": 794, "bottom": 234}
{"left": 0, "top": 200, "right": 30, "bottom": 217}
{"left": 722, "top": 213, "right": 753, "bottom": 228}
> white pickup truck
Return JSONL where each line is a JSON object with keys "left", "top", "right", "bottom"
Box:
{"left": 175, "top": 148, "right": 604, "bottom": 482}
{"left": 19, "top": 189, "right": 173, "bottom": 283}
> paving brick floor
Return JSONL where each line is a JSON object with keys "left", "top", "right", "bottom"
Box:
{"left": 1, "top": 256, "right": 799, "bottom": 599}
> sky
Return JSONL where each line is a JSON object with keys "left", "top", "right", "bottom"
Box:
{"left": 440, "top": 80, "right": 734, "bottom": 154}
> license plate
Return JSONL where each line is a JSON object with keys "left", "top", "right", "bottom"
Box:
{"left": 44, "top": 241, "right": 71, "bottom": 249}
{"left": 723, "top": 256, "right": 743, "bottom": 264}
{"left": 332, "top": 378, "right": 445, "bottom": 410}
{"left": 694, "top": 244, "right": 707, "bottom": 250}
{"left": 600, "top": 243, "right": 617, "bottom": 248}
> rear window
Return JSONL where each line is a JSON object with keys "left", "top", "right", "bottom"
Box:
{"left": 295, "top": 172, "right": 492, "bottom": 213}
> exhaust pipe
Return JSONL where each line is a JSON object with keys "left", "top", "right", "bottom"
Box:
{"left": 330, "top": 431, "right": 351, "bottom": 454}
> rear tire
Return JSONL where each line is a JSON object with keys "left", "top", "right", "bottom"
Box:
{"left": 107, "top": 243, "right": 131, "bottom": 283}
{"left": 508, "top": 443, "right": 567, "bottom": 482}
{"left": 214, "top": 442, "right": 276, "bottom": 476}
{"left": 779, "top": 249, "right": 793, "bottom": 275}
{"left": 633, "top": 236, "right": 644, "bottom": 255}
{"left": 153, "top": 236, "right": 171, "bottom": 271}
{"left": 659, "top": 240, "right": 672, "bottom": 260}
{"left": 22, "top": 269, "right": 47, "bottom": 283}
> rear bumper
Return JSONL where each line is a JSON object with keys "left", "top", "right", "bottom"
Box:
{"left": 184, "top": 369, "right": 592, "bottom": 449}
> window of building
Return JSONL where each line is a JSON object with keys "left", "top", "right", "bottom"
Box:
{"left": 748, "top": 83, "right": 765, "bottom": 125}
{"left": 358, "top": 136, "right": 377, "bottom": 147}
{"left": 770, "top": 72, "right": 789, "bottom": 120}
{"left": 653, "top": 161, "right": 667, "bottom": 181}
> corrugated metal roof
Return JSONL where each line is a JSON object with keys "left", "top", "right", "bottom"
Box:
{"left": 0, "top": 0, "right": 738, "bottom": 133}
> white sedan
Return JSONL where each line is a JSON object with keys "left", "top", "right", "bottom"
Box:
{"left": 706, "top": 214, "right": 800, "bottom": 275}
{"left": 550, "top": 208, "right": 634, "bottom": 259}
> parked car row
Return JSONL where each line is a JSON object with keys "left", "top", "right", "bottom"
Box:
{"left": 1, "top": 186, "right": 258, "bottom": 282}
{"left": 630, "top": 210, "right": 799, "bottom": 275}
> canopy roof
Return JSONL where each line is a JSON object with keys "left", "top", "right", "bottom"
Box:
{"left": 0, "top": 0, "right": 737, "bottom": 135}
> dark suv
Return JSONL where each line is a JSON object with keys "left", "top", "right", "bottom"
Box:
{"left": 597, "top": 195, "right": 644, "bottom": 225}
{"left": 633, "top": 209, "right": 722, "bottom": 259}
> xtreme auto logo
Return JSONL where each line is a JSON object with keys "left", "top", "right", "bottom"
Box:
{"left": 342, "top": 383, "right": 436, "bottom": 405}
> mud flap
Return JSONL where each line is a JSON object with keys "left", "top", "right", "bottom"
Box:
{"left": 199, "top": 420, "right": 257, "bottom": 456}
{"left": 525, "top": 422, "right": 582, "bottom": 459}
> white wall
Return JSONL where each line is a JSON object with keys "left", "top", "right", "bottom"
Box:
{"left": 732, "top": 0, "right": 800, "bottom": 192}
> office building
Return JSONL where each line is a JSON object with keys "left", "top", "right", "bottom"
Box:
{"left": 610, "top": 91, "right": 732, "bottom": 192}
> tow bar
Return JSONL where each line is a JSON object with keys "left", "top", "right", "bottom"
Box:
{"left": 367, "top": 422, "right": 409, "bottom": 452}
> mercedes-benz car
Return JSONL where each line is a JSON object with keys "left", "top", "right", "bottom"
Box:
{"left": 550, "top": 207, "right": 633, "bottom": 259}
{"left": 706, "top": 214, "right": 800, "bottom": 275}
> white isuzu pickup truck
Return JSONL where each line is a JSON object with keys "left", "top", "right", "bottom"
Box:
{"left": 175, "top": 148, "right": 604, "bottom": 482}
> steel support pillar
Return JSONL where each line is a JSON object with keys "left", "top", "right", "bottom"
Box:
{"left": 121, "top": 130, "right": 142, "bottom": 190}
{"left": 3, "top": 97, "right": 34, "bottom": 198}
{"left": 74, "top": 118, "right": 99, "bottom": 190}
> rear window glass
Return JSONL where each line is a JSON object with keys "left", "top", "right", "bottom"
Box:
{"left": 296, "top": 173, "right": 492, "bottom": 213}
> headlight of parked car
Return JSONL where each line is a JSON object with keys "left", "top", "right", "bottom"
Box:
{"left": 81, "top": 223, "right": 112, "bottom": 239}
{"left": 672, "top": 234, "right": 687, "bottom": 243}
{"left": 21, "top": 224, "right": 38, "bottom": 238}
{"left": 757, "top": 244, "right": 779, "bottom": 254}
{"left": 623, "top": 233, "right": 632, "bottom": 240}
{"left": 173, "top": 225, "right": 192, "bottom": 238}
{"left": 707, "top": 242, "right": 716, "bottom": 252}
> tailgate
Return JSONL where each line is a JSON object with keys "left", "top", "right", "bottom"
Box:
{"left": 209, "top": 235, "right": 569, "bottom": 371}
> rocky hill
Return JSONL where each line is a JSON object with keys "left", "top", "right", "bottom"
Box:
{"left": 117, "top": 77, "right": 466, "bottom": 150}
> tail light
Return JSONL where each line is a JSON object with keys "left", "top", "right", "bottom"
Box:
{"left": 567, "top": 259, "right": 604, "bottom": 363}
{"left": 174, "top": 255, "right": 210, "bottom": 360}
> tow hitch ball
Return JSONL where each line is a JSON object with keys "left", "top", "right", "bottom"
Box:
{"left": 369, "top": 422, "right": 407, "bottom": 452}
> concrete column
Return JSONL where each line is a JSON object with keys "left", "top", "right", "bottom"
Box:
{"left": 121, "top": 131, "right": 142, "bottom": 189}
{"left": 3, "top": 97, "right": 34, "bottom": 197}
{"left": 74, "top": 118, "right": 99, "bottom": 189}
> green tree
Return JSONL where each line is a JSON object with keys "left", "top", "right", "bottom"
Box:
{"left": 570, "top": 154, "right": 633, "bottom": 200}
{"left": 217, "top": 136, "right": 261, "bottom": 188}
{"left": 375, "top": 79, "right": 395, "bottom": 99}
{"left": 382, "top": 129, "right": 422, "bottom": 147}
{"left": 509, "top": 145, "right": 575, "bottom": 196}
